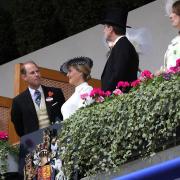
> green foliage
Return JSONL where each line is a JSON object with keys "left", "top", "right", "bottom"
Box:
{"left": 1, "top": 0, "right": 154, "bottom": 63}
{"left": 0, "top": 141, "right": 19, "bottom": 176}
{"left": 11, "top": 0, "right": 67, "bottom": 56}
{"left": 0, "top": 8, "right": 19, "bottom": 64}
{"left": 58, "top": 73, "right": 180, "bottom": 178}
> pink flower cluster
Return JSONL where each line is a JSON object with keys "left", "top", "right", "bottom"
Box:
{"left": 176, "top": 58, "right": 180, "bottom": 67}
{"left": 131, "top": 79, "right": 141, "bottom": 87}
{"left": 117, "top": 81, "right": 130, "bottom": 88}
{"left": 88, "top": 88, "right": 112, "bottom": 103}
{"left": 80, "top": 88, "right": 112, "bottom": 103}
{"left": 166, "top": 58, "right": 180, "bottom": 74}
{"left": 0, "top": 131, "right": 8, "bottom": 140}
{"left": 167, "top": 67, "right": 179, "bottom": 74}
{"left": 140, "top": 70, "right": 153, "bottom": 79}
{"left": 80, "top": 59, "right": 180, "bottom": 104}
{"left": 90, "top": 88, "right": 111, "bottom": 98}
{"left": 113, "top": 89, "right": 123, "bottom": 95}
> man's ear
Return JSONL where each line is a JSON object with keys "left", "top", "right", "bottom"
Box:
{"left": 109, "top": 25, "right": 113, "bottom": 32}
{"left": 21, "top": 74, "right": 27, "bottom": 81}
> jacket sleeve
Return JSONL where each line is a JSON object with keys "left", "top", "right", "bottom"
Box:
{"left": 11, "top": 98, "right": 24, "bottom": 137}
{"left": 54, "top": 88, "right": 65, "bottom": 121}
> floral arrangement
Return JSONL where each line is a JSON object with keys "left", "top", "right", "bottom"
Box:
{"left": 82, "top": 58, "right": 180, "bottom": 104}
{"left": 0, "top": 131, "right": 19, "bottom": 177}
{"left": 59, "top": 59, "right": 180, "bottom": 179}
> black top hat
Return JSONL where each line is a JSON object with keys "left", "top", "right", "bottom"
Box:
{"left": 60, "top": 56, "right": 93, "bottom": 74}
{"left": 101, "top": 7, "right": 131, "bottom": 29}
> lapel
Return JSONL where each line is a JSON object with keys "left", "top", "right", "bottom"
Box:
{"left": 101, "top": 37, "right": 126, "bottom": 79}
{"left": 42, "top": 85, "right": 52, "bottom": 120}
{"left": 24, "top": 88, "right": 38, "bottom": 121}
{"left": 101, "top": 53, "right": 111, "bottom": 79}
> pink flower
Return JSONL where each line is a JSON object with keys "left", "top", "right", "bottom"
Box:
{"left": 168, "top": 67, "right": 178, "bottom": 73}
{"left": 166, "top": 59, "right": 180, "bottom": 74}
{"left": 140, "top": 70, "right": 153, "bottom": 79}
{"left": 131, "top": 79, "right": 141, "bottom": 87}
{"left": 80, "top": 93, "right": 89, "bottom": 100}
{"left": 104, "top": 91, "right": 111, "bottom": 97}
{"left": 0, "top": 131, "right": 8, "bottom": 140}
{"left": 89, "top": 88, "right": 111, "bottom": 103}
{"left": 166, "top": 66, "right": 180, "bottom": 74}
{"left": 96, "top": 96, "right": 105, "bottom": 103}
{"left": 176, "top": 58, "right": 180, "bottom": 67}
{"left": 117, "top": 81, "right": 130, "bottom": 88}
{"left": 113, "top": 89, "right": 123, "bottom": 96}
{"left": 90, "top": 88, "right": 105, "bottom": 97}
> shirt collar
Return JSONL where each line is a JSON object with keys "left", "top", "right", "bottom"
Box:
{"left": 113, "top": 35, "right": 125, "bottom": 46}
{"left": 29, "top": 85, "right": 43, "bottom": 97}
{"left": 171, "top": 35, "right": 180, "bottom": 45}
{"left": 75, "top": 82, "right": 88, "bottom": 93}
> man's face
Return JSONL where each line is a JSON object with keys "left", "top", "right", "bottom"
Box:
{"left": 23, "top": 63, "right": 41, "bottom": 89}
{"left": 103, "top": 24, "right": 113, "bottom": 42}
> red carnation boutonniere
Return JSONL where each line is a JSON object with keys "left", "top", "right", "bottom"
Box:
{"left": 46, "top": 91, "right": 54, "bottom": 102}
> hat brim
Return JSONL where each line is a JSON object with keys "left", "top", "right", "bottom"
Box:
{"left": 101, "top": 20, "right": 131, "bottom": 28}
{"left": 60, "top": 57, "right": 93, "bottom": 74}
{"left": 60, "top": 61, "right": 69, "bottom": 74}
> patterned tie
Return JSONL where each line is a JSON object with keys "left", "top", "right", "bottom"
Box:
{"left": 34, "top": 90, "right": 41, "bottom": 107}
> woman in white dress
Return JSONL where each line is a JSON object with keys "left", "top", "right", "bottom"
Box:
{"left": 60, "top": 57, "right": 93, "bottom": 120}
{"left": 164, "top": 0, "right": 180, "bottom": 69}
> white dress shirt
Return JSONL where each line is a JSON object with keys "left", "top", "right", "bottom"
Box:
{"left": 61, "top": 82, "right": 93, "bottom": 120}
{"left": 29, "top": 85, "right": 44, "bottom": 107}
{"left": 113, "top": 35, "right": 125, "bottom": 46}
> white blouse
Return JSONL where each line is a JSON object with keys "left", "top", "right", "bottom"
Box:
{"left": 61, "top": 82, "right": 93, "bottom": 120}
{"left": 164, "top": 35, "right": 180, "bottom": 69}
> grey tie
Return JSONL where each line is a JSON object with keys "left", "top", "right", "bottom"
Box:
{"left": 34, "top": 90, "right": 41, "bottom": 107}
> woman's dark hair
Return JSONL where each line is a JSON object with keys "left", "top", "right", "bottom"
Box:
{"left": 172, "top": 0, "right": 180, "bottom": 16}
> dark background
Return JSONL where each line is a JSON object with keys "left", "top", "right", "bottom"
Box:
{"left": 0, "top": 0, "right": 155, "bottom": 65}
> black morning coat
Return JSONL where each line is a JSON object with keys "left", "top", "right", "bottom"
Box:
{"left": 11, "top": 85, "right": 65, "bottom": 137}
{"left": 101, "top": 36, "right": 139, "bottom": 92}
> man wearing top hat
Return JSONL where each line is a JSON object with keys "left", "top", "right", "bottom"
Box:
{"left": 101, "top": 7, "right": 139, "bottom": 92}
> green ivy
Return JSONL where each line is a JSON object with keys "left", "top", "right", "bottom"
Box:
{"left": 0, "top": 141, "right": 19, "bottom": 177}
{"left": 58, "top": 73, "right": 180, "bottom": 178}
